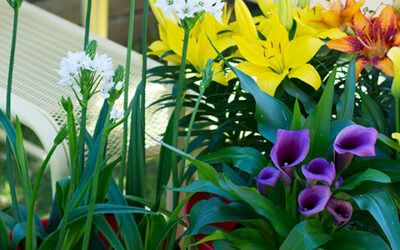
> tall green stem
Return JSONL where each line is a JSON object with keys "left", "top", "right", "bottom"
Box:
{"left": 81, "top": 103, "right": 113, "bottom": 250}
{"left": 119, "top": 0, "right": 136, "bottom": 189}
{"left": 6, "top": 7, "right": 21, "bottom": 222}
{"left": 396, "top": 98, "right": 399, "bottom": 160}
{"left": 171, "top": 28, "right": 190, "bottom": 209}
{"left": 179, "top": 87, "right": 204, "bottom": 184}
{"left": 26, "top": 144, "right": 57, "bottom": 250}
{"left": 83, "top": 0, "right": 92, "bottom": 50}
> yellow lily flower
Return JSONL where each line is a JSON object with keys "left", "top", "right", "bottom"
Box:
{"left": 387, "top": 47, "right": 400, "bottom": 100}
{"left": 148, "top": 11, "right": 235, "bottom": 86}
{"left": 233, "top": 15, "right": 324, "bottom": 96}
{"left": 257, "top": 0, "right": 276, "bottom": 16}
{"left": 319, "top": 0, "right": 365, "bottom": 31}
{"left": 234, "top": 0, "right": 258, "bottom": 39}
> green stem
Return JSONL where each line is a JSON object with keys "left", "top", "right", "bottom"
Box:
{"left": 396, "top": 98, "right": 399, "bottom": 160}
{"left": 171, "top": 28, "right": 190, "bottom": 209}
{"left": 26, "top": 144, "right": 57, "bottom": 250}
{"left": 284, "top": 186, "right": 290, "bottom": 214}
{"left": 81, "top": 103, "right": 113, "bottom": 250}
{"left": 78, "top": 105, "right": 87, "bottom": 176}
{"left": 119, "top": 0, "right": 136, "bottom": 189}
{"left": 6, "top": 7, "right": 21, "bottom": 222}
{"left": 83, "top": 0, "right": 92, "bottom": 50}
{"left": 179, "top": 87, "right": 205, "bottom": 184}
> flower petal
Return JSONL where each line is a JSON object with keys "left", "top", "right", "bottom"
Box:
{"left": 257, "top": 69, "right": 288, "bottom": 96}
{"left": 271, "top": 129, "right": 310, "bottom": 185}
{"left": 327, "top": 198, "right": 353, "bottom": 227}
{"left": 285, "top": 36, "right": 324, "bottom": 68}
{"left": 298, "top": 185, "right": 332, "bottom": 215}
{"left": 370, "top": 56, "right": 394, "bottom": 77}
{"left": 233, "top": 36, "right": 269, "bottom": 67}
{"left": 387, "top": 47, "right": 400, "bottom": 98}
{"left": 288, "top": 64, "right": 321, "bottom": 91}
{"left": 321, "top": 10, "right": 341, "bottom": 28}
{"left": 334, "top": 124, "right": 378, "bottom": 156}
{"left": 352, "top": 10, "right": 372, "bottom": 41}
{"left": 235, "top": 0, "right": 258, "bottom": 39}
{"left": 341, "top": 0, "right": 365, "bottom": 24}
{"left": 372, "top": 5, "right": 396, "bottom": 42}
{"left": 302, "top": 158, "right": 336, "bottom": 185}
{"left": 327, "top": 36, "right": 365, "bottom": 54}
{"left": 255, "top": 167, "right": 280, "bottom": 197}
{"left": 355, "top": 55, "right": 370, "bottom": 80}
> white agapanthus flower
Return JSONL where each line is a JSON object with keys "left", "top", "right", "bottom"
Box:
{"left": 99, "top": 80, "right": 114, "bottom": 99}
{"left": 93, "top": 53, "right": 114, "bottom": 80}
{"left": 110, "top": 108, "right": 124, "bottom": 120}
{"left": 154, "top": 0, "right": 224, "bottom": 21}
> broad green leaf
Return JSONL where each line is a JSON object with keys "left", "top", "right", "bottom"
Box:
{"left": 146, "top": 214, "right": 167, "bottom": 250}
{"left": 353, "top": 190, "right": 400, "bottom": 249}
{"left": 360, "top": 91, "right": 387, "bottom": 133}
{"left": 0, "top": 216, "right": 10, "bottom": 250}
{"left": 152, "top": 215, "right": 188, "bottom": 250}
{"left": 93, "top": 215, "right": 124, "bottom": 250}
{"left": 340, "top": 169, "right": 391, "bottom": 190}
{"left": 225, "top": 180, "right": 295, "bottom": 237}
{"left": 198, "top": 146, "right": 267, "bottom": 176}
{"left": 324, "top": 230, "right": 390, "bottom": 250}
{"left": 187, "top": 197, "right": 255, "bottom": 235}
{"left": 280, "top": 220, "right": 331, "bottom": 250}
{"left": 303, "top": 68, "right": 336, "bottom": 159}
{"left": 337, "top": 59, "right": 356, "bottom": 120}
{"left": 378, "top": 133, "right": 400, "bottom": 152}
{"left": 343, "top": 159, "right": 400, "bottom": 183}
{"left": 282, "top": 78, "right": 316, "bottom": 114}
{"left": 11, "top": 222, "right": 47, "bottom": 249}
{"left": 209, "top": 36, "right": 292, "bottom": 142}
{"left": 290, "top": 99, "right": 302, "bottom": 130}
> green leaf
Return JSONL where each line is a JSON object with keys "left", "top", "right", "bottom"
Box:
{"left": 290, "top": 99, "right": 302, "bottom": 130}
{"left": 93, "top": 215, "right": 124, "bottom": 250}
{"left": 198, "top": 146, "right": 267, "bottom": 176}
{"left": 282, "top": 78, "right": 316, "bottom": 114}
{"left": 127, "top": 81, "right": 145, "bottom": 198}
{"left": 343, "top": 159, "right": 400, "bottom": 183}
{"left": 353, "top": 190, "right": 400, "bottom": 249}
{"left": 337, "top": 59, "right": 356, "bottom": 120}
{"left": 187, "top": 197, "right": 255, "bottom": 235}
{"left": 324, "top": 230, "right": 390, "bottom": 250}
{"left": 339, "top": 169, "right": 391, "bottom": 190}
{"left": 279, "top": 220, "right": 331, "bottom": 250}
{"left": 0, "top": 216, "right": 10, "bottom": 250}
{"left": 225, "top": 180, "right": 295, "bottom": 237}
{"left": 0, "top": 109, "right": 17, "bottom": 151}
{"left": 209, "top": 36, "right": 292, "bottom": 142}
{"left": 69, "top": 204, "right": 154, "bottom": 221}
{"left": 152, "top": 215, "right": 188, "bottom": 250}
{"left": 169, "top": 180, "right": 236, "bottom": 201}
{"left": 378, "top": 133, "right": 400, "bottom": 152}
{"left": 303, "top": 67, "right": 336, "bottom": 159}
{"left": 360, "top": 90, "right": 387, "bottom": 133}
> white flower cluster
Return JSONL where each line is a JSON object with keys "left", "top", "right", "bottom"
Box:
{"left": 154, "top": 0, "right": 224, "bottom": 22}
{"left": 56, "top": 51, "right": 118, "bottom": 99}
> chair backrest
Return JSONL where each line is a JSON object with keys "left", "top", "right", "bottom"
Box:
{"left": 0, "top": 1, "right": 170, "bottom": 161}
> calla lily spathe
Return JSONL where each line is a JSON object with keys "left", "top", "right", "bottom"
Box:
{"left": 233, "top": 14, "right": 324, "bottom": 96}
{"left": 327, "top": 5, "right": 400, "bottom": 79}
{"left": 255, "top": 167, "right": 280, "bottom": 197}
{"left": 298, "top": 185, "right": 332, "bottom": 215}
{"left": 302, "top": 158, "right": 336, "bottom": 186}
{"left": 327, "top": 198, "right": 353, "bottom": 227}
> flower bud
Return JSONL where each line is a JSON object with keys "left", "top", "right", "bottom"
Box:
{"left": 60, "top": 96, "right": 73, "bottom": 112}
{"left": 113, "top": 65, "right": 125, "bottom": 83}
{"left": 278, "top": 0, "right": 293, "bottom": 30}
{"left": 297, "top": 0, "right": 310, "bottom": 9}
{"left": 387, "top": 47, "right": 400, "bottom": 100}
{"left": 201, "top": 59, "right": 214, "bottom": 90}
{"left": 54, "top": 125, "right": 69, "bottom": 145}
{"left": 85, "top": 40, "right": 97, "bottom": 60}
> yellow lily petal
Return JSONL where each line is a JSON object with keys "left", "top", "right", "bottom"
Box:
{"left": 387, "top": 47, "right": 400, "bottom": 99}
{"left": 285, "top": 36, "right": 324, "bottom": 69}
{"left": 288, "top": 64, "right": 321, "bottom": 90}
{"left": 257, "top": 0, "right": 276, "bottom": 16}
{"left": 148, "top": 41, "right": 169, "bottom": 57}
{"left": 236, "top": 61, "right": 268, "bottom": 77}
{"left": 318, "top": 28, "right": 347, "bottom": 39}
{"left": 212, "top": 61, "right": 229, "bottom": 86}
{"left": 321, "top": 10, "right": 341, "bottom": 28}
{"left": 257, "top": 69, "right": 289, "bottom": 96}
{"left": 392, "top": 132, "right": 400, "bottom": 143}
{"left": 166, "top": 20, "right": 184, "bottom": 56}
{"left": 233, "top": 36, "right": 269, "bottom": 67}
{"left": 234, "top": 0, "right": 258, "bottom": 39}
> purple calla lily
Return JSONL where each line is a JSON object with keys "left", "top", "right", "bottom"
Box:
{"left": 302, "top": 158, "right": 336, "bottom": 186}
{"left": 255, "top": 167, "right": 280, "bottom": 197}
{"left": 298, "top": 185, "right": 332, "bottom": 215}
{"left": 327, "top": 198, "right": 353, "bottom": 227}
{"left": 271, "top": 129, "right": 310, "bottom": 185}
{"left": 334, "top": 125, "right": 378, "bottom": 173}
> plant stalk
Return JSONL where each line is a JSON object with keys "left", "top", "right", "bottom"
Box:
{"left": 83, "top": 0, "right": 92, "bottom": 50}
{"left": 81, "top": 103, "right": 113, "bottom": 250}
{"left": 396, "top": 98, "right": 399, "bottom": 160}
{"left": 119, "top": 0, "right": 136, "bottom": 189}
{"left": 6, "top": 7, "right": 21, "bottom": 222}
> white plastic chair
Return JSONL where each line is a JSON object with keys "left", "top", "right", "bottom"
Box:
{"left": 0, "top": 1, "right": 170, "bottom": 191}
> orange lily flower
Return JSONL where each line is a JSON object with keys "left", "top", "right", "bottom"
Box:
{"left": 320, "top": 0, "right": 365, "bottom": 30}
{"left": 327, "top": 5, "right": 400, "bottom": 79}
